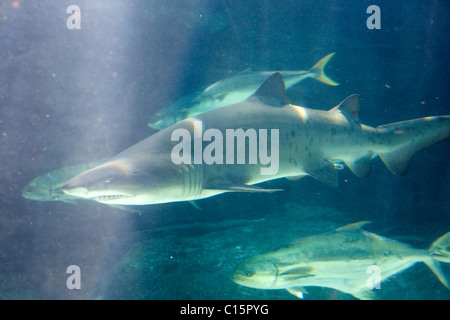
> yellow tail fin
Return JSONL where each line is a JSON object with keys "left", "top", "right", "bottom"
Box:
{"left": 309, "top": 53, "right": 339, "bottom": 86}
{"left": 425, "top": 232, "right": 450, "bottom": 289}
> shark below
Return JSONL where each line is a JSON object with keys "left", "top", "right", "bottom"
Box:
{"left": 233, "top": 221, "right": 450, "bottom": 300}
{"left": 61, "top": 72, "right": 450, "bottom": 205}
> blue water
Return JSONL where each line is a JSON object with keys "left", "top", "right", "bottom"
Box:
{"left": 0, "top": 0, "right": 449, "bottom": 299}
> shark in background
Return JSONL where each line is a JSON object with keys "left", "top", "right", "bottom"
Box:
{"left": 233, "top": 221, "right": 450, "bottom": 300}
{"left": 22, "top": 161, "right": 104, "bottom": 203}
{"left": 148, "top": 53, "right": 338, "bottom": 129}
{"left": 61, "top": 72, "right": 450, "bottom": 206}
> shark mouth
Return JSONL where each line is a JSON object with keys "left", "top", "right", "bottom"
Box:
{"left": 94, "top": 195, "right": 127, "bottom": 202}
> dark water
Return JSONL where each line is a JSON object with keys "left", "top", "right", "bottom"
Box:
{"left": 0, "top": 0, "right": 449, "bottom": 299}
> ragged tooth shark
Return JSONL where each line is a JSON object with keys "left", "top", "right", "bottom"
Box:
{"left": 233, "top": 222, "right": 450, "bottom": 300}
{"left": 61, "top": 72, "right": 450, "bottom": 206}
{"left": 148, "top": 53, "right": 338, "bottom": 129}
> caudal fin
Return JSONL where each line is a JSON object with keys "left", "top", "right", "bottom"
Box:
{"left": 425, "top": 232, "right": 450, "bottom": 289}
{"left": 308, "top": 53, "right": 339, "bottom": 86}
{"left": 430, "top": 232, "right": 450, "bottom": 263}
{"left": 376, "top": 116, "right": 450, "bottom": 175}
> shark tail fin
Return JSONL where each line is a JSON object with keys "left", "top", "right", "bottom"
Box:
{"left": 308, "top": 53, "right": 339, "bottom": 86}
{"left": 425, "top": 232, "right": 450, "bottom": 289}
{"left": 376, "top": 116, "right": 450, "bottom": 175}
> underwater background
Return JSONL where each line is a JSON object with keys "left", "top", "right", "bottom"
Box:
{"left": 0, "top": 0, "right": 449, "bottom": 299}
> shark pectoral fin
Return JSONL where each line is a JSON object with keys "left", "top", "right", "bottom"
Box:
{"left": 286, "top": 287, "right": 309, "bottom": 299}
{"left": 344, "top": 153, "right": 374, "bottom": 178}
{"left": 305, "top": 159, "right": 339, "bottom": 188}
{"left": 205, "top": 178, "right": 283, "bottom": 193}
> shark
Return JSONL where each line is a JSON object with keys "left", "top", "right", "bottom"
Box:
{"left": 233, "top": 221, "right": 450, "bottom": 300}
{"left": 61, "top": 72, "right": 450, "bottom": 206}
{"left": 148, "top": 53, "right": 338, "bottom": 129}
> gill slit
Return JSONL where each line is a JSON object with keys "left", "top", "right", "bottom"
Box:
{"left": 272, "top": 262, "right": 280, "bottom": 288}
{"left": 182, "top": 164, "right": 204, "bottom": 198}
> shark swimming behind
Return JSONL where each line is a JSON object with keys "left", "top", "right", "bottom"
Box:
{"left": 62, "top": 72, "right": 450, "bottom": 206}
{"left": 233, "top": 221, "right": 450, "bottom": 299}
{"left": 22, "top": 161, "right": 104, "bottom": 203}
{"left": 148, "top": 53, "right": 338, "bottom": 129}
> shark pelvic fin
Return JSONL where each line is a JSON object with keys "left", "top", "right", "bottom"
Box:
{"left": 249, "top": 72, "right": 290, "bottom": 107}
{"left": 344, "top": 152, "right": 374, "bottom": 178}
{"left": 304, "top": 159, "right": 339, "bottom": 188}
{"left": 308, "top": 52, "right": 339, "bottom": 86}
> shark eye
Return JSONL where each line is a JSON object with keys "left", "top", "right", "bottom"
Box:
{"left": 244, "top": 268, "right": 256, "bottom": 278}
{"left": 105, "top": 177, "right": 114, "bottom": 184}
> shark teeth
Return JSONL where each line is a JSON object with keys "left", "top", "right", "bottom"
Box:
{"left": 95, "top": 195, "right": 125, "bottom": 202}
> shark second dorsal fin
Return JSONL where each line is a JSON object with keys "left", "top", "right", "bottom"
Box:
{"left": 336, "top": 221, "right": 371, "bottom": 232}
{"left": 249, "top": 72, "right": 290, "bottom": 107}
{"left": 239, "top": 67, "right": 253, "bottom": 74}
{"left": 330, "top": 94, "right": 361, "bottom": 121}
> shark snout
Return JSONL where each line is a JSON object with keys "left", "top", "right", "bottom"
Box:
{"left": 61, "top": 186, "right": 89, "bottom": 197}
{"left": 61, "top": 179, "right": 90, "bottom": 198}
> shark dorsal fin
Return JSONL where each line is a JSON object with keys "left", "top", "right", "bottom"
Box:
{"left": 330, "top": 94, "right": 361, "bottom": 121}
{"left": 336, "top": 221, "right": 371, "bottom": 232}
{"left": 249, "top": 72, "right": 290, "bottom": 107}
{"left": 239, "top": 67, "right": 253, "bottom": 74}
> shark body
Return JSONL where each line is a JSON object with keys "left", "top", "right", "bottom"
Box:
{"left": 148, "top": 53, "right": 338, "bottom": 129}
{"left": 233, "top": 222, "right": 450, "bottom": 299}
{"left": 62, "top": 73, "right": 450, "bottom": 206}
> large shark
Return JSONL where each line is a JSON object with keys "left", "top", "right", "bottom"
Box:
{"left": 61, "top": 73, "right": 450, "bottom": 206}
{"left": 233, "top": 221, "right": 450, "bottom": 300}
{"left": 148, "top": 53, "right": 338, "bottom": 129}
